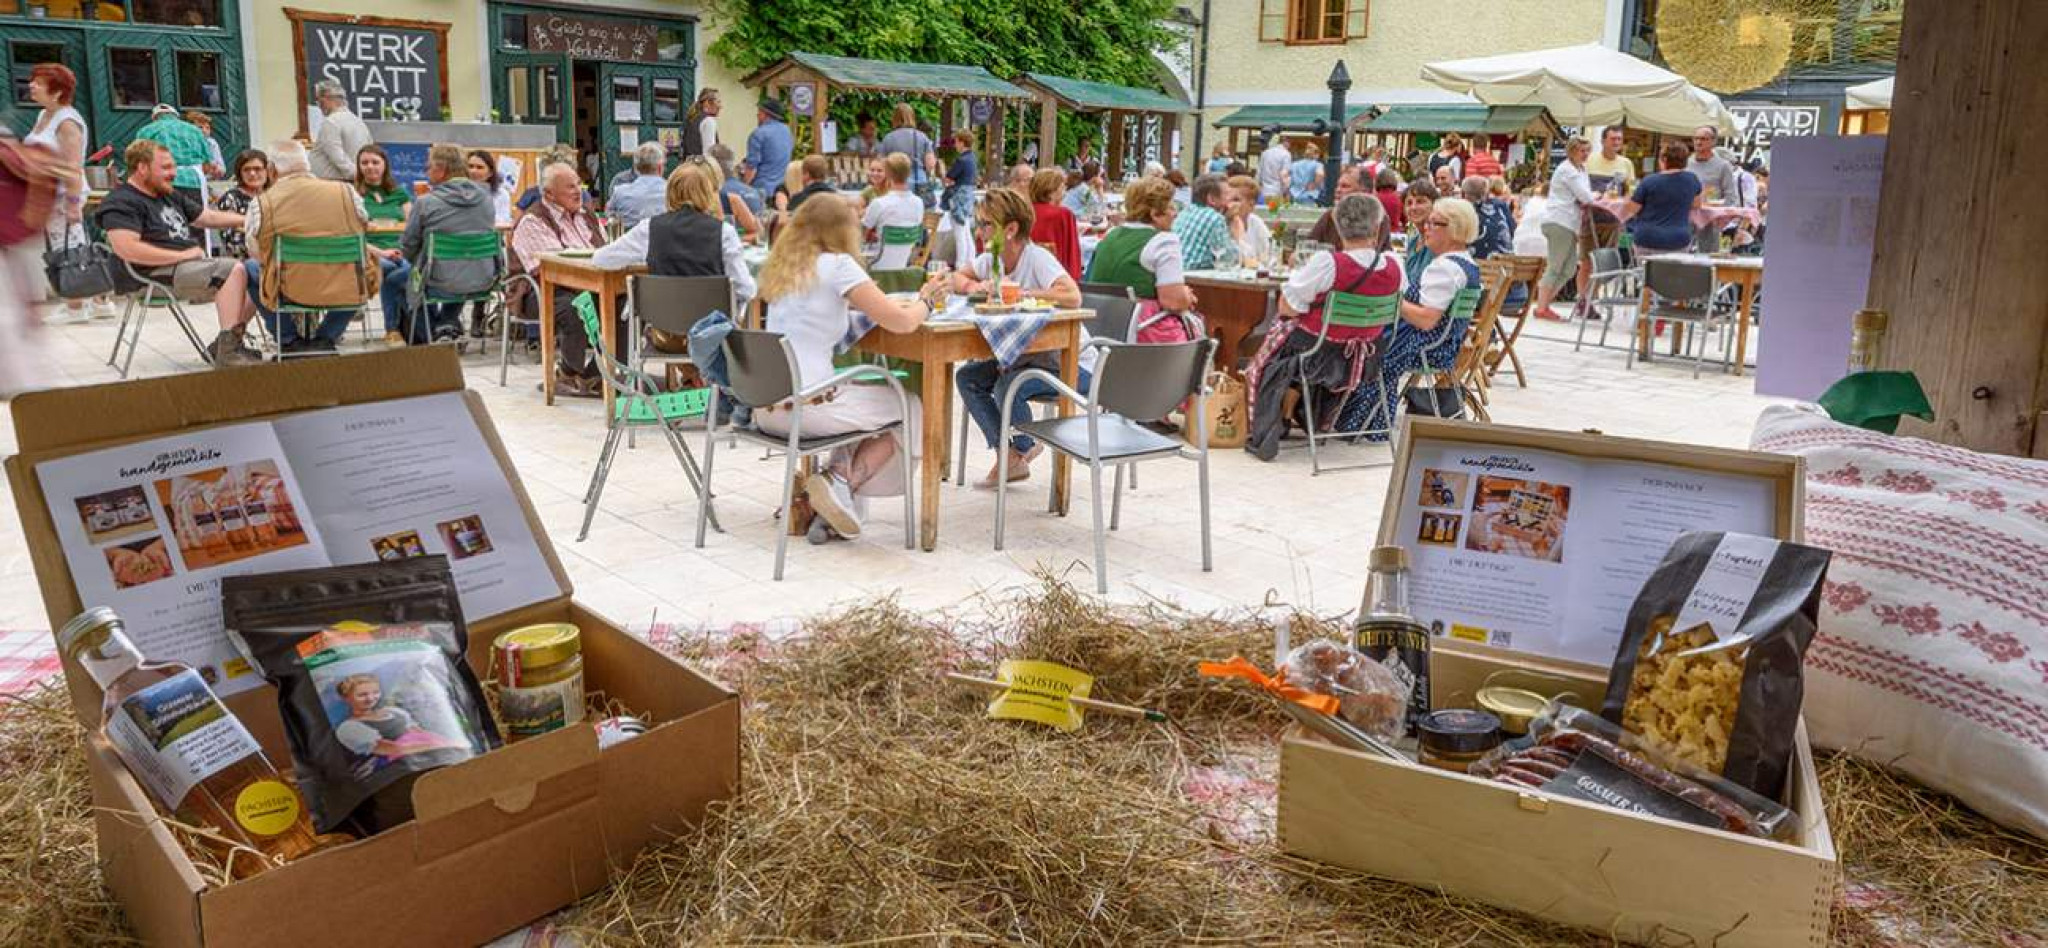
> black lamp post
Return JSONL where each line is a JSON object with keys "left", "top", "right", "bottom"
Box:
{"left": 1320, "top": 61, "right": 1351, "bottom": 206}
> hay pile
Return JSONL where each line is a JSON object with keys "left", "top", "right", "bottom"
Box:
{"left": 3, "top": 580, "right": 2045, "bottom": 947}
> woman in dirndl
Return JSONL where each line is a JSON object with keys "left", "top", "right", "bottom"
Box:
{"left": 1335, "top": 196, "right": 1483, "bottom": 440}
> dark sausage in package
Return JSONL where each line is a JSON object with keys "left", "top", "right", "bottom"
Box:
{"left": 1471, "top": 702, "right": 1794, "bottom": 839}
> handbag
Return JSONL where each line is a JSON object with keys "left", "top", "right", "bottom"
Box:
{"left": 1401, "top": 368, "right": 1465, "bottom": 419}
{"left": 42, "top": 226, "right": 118, "bottom": 301}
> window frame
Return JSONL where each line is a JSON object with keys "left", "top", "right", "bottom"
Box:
{"left": 107, "top": 46, "right": 161, "bottom": 112}
{"left": 174, "top": 49, "right": 225, "bottom": 113}
{"left": 11, "top": 41, "right": 67, "bottom": 107}
{"left": 1260, "top": 0, "right": 1370, "bottom": 46}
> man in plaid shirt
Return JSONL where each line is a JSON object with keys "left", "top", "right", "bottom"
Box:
{"left": 1172, "top": 173, "right": 1233, "bottom": 270}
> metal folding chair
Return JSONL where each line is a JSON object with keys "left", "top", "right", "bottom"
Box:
{"left": 567, "top": 293, "right": 721, "bottom": 542}
{"left": 106, "top": 255, "right": 213, "bottom": 378}
{"left": 1630, "top": 258, "right": 1729, "bottom": 378}
{"left": 992, "top": 337, "right": 1216, "bottom": 594}
{"left": 695, "top": 329, "right": 915, "bottom": 581}
{"left": 1575, "top": 247, "right": 1641, "bottom": 353}
{"left": 1278, "top": 291, "right": 1403, "bottom": 475}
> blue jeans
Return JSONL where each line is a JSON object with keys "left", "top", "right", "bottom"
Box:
{"left": 243, "top": 258, "right": 353, "bottom": 345}
{"left": 956, "top": 358, "right": 1091, "bottom": 454}
{"left": 378, "top": 256, "right": 411, "bottom": 333}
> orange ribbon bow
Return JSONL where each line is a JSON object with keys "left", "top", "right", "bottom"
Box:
{"left": 1198, "top": 655, "right": 1341, "bottom": 716}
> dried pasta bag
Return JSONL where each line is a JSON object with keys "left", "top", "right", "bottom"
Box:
{"left": 1602, "top": 531, "right": 1831, "bottom": 800}
{"left": 222, "top": 557, "right": 501, "bottom": 835}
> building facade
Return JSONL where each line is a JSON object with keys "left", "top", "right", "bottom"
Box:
{"left": 2, "top": 0, "right": 760, "bottom": 187}
{"left": 1181, "top": 0, "right": 1620, "bottom": 168}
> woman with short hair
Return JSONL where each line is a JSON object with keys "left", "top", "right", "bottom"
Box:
{"left": 1082, "top": 176, "right": 1196, "bottom": 341}
{"left": 1336, "top": 197, "right": 1484, "bottom": 439}
{"left": 1244, "top": 193, "right": 1404, "bottom": 460}
{"left": 950, "top": 189, "right": 1088, "bottom": 486}
{"left": 1625, "top": 142, "right": 1705, "bottom": 254}
{"left": 754, "top": 197, "right": 944, "bottom": 540}
{"left": 1225, "top": 174, "right": 1273, "bottom": 264}
{"left": 1028, "top": 168, "right": 1083, "bottom": 278}
{"left": 1533, "top": 136, "right": 1597, "bottom": 320}
{"left": 213, "top": 150, "right": 271, "bottom": 261}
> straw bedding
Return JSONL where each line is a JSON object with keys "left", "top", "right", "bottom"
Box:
{"left": 3, "top": 580, "right": 2044, "bottom": 947}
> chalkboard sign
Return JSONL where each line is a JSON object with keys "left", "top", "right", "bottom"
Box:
{"left": 527, "top": 12, "right": 659, "bottom": 63}
{"left": 288, "top": 10, "right": 451, "bottom": 129}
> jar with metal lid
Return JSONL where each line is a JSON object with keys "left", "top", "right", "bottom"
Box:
{"left": 491, "top": 624, "right": 585, "bottom": 741}
{"left": 1417, "top": 709, "right": 1503, "bottom": 774}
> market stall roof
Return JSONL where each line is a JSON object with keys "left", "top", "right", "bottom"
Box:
{"left": 743, "top": 52, "right": 1030, "bottom": 99}
{"left": 1845, "top": 76, "right": 1893, "bottom": 110}
{"left": 1213, "top": 104, "right": 1373, "bottom": 130}
{"left": 1420, "top": 44, "right": 1738, "bottom": 136}
{"left": 1362, "top": 104, "right": 1554, "bottom": 135}
{"left": 1018, "top": 73, "right": 1189, "bottom": 113}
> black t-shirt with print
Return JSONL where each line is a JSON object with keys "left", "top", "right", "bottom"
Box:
{"left": 95, "top": 182, "right": 205, "bottom": 252}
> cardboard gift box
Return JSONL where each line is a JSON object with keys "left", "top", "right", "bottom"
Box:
{"left": 1278, "top": 419, "right": 1837, "bottom": 947}
{"left": 6, "top": 348, "right": 740, "bottom": 948}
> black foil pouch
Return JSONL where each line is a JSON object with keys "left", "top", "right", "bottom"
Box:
{"left": 223, "top": 557, "right": 501, "bottom": 834}
{"left": 1602, "top": 531, "right": 1831, "bottom": 800}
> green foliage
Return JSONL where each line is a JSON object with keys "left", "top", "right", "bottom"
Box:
{"left": 706, "top": 0, "right": 1178, "bottom": 164}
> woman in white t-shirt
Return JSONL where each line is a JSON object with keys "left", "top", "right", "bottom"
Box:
{"left": 861, "top": 153, "right": 927, "bottom": 270}
{"left": 1534, "top": 136, "right": 1597, "bottom": 320}
{"left": 947, "top": 190, "right": 1088, "bottom": 487}
{"left": 756, "top": 195, "right": 946, "bottom": 541}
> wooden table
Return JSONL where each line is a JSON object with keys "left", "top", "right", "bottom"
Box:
{"left": 1635, "top": 254, "right": 1764, "bottom": 376}
{"left": 537, "top": 253, "right": 639, "bottom": 415}
{"left": 854, "top": 310, "right": 1088, "bottom": 552}
{"left": 1184, "top": 269, "right": 1283, "bottom": 379}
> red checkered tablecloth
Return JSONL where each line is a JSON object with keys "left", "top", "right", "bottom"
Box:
{"left": 0, "top": 628, "right": 59, "bottom": 695}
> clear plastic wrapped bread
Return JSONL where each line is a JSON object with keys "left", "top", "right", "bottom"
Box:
{"left": 1278, "top": 639, "right": 1407, "bottom": 742}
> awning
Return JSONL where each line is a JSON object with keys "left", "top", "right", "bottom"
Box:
{"left": 1420, "top": 44, "right": 1739, "bottom": 136}
{"left": 1020, "top": 73, "right": 1189, "bottom": 113}
{"left": 1213, "top": 104, "right": 1373, "bottom": 131}
{"left": 1362, "top": 104, "right": 1553, "bottom": 135}
{"left": 744, "top": 52, "right": 1030, "bottom": 100}
{"left": 1845, "top": 77, "right": 1893, "bottom": 110}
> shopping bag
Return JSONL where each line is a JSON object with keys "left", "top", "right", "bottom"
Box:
{"left": 1186, "top": 371, "right": 1249, "bottom": 449}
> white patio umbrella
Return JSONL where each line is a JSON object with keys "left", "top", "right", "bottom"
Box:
{"left": 1845, "top": 77, "right": 1893, "bottom": 110}
{"left": 1420, "top": 43, "right": 1739, "bottom": 136}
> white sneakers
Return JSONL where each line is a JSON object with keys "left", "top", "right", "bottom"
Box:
{"left": 805, "top": 472, "right": 862, "bottom": 539}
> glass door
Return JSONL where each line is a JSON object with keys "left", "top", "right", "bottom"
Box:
{"left": 2, "top": 25, "right": 86, "bottom": 138}
{"left": 592, "top": 62, "right": 694, "bottom": 195}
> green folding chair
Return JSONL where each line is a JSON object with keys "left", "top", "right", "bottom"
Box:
{"left": 568, "top": 292, "right": 721, "bottom": 542}
{"left": 411, "top": 231, "right": 521, "bottom": 353}
{"left": 878, "top": 224, "right": 927, "bottom": 268}
{"left": 1295, "top": 290, "right": 1401, "bottom": 475}
{"left": 261, "top": 233, "right": 376, "bottom": 360}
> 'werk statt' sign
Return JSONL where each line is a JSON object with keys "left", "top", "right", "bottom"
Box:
{"left": 527, "top": 12, "right": 659, "bottom": 63}
{"left": 293, "top": 12, "right": 449, "bottom": 121}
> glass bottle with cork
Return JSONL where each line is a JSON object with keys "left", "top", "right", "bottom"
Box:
{"left": 59, "top": 607, "right": 324, "bottom": 877}
{"left": 1354, "top": 545, "right": 1431, "bottom": 741}
{"left": 1847, "top": 308, "right": 1888, "bottom": 374}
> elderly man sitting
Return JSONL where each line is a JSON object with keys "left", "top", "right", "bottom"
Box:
{"left": 510, "top": 162, "right": 609, "bottom": 396}
{"left": 400, "top": 143, "right": 501, "bottom": 345}
{"left": 96, "top": 139, "right": 260, "bottom": 367}
{"left": 242, "top": 139, "right": 382, "bottom": 354}
{"left": 607, "top": 142, "right": 670, "bottom": 231}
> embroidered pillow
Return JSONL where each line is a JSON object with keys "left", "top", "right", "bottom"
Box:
{"left": 1750, "top": 405, "right": 2048, "bottom": 840}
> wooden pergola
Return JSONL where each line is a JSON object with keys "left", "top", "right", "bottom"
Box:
{"left": 741, "top": 52, "right": 1032, "bottom": 177}
{"left": 1015, "top": 73, "right": 1192, "bottom": 178}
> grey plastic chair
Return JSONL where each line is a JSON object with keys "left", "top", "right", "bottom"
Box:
{"left": 1631, "top": 258, "right": 1728, "bottom": 378}
{"left": 992, "top": 337, "right": 1216, "bottom": 595}
{"left": 1079, "top": 281, "right": 1192, "bottom": 340}
{"left": 1575, "top": 247, "right": 1641, "bottom": 353}
{"left": 695, "top": 329, "right": 915, "bottom": 581}
{"left": 626, "top": 273, "right": 732, "bottom": 449}
{"left": 106, "top": 254, "right": 214, "bottom": 378}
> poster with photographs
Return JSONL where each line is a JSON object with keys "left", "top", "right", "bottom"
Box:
{"left": 1391, "top": 441, "right": 1777, "bottom": 665}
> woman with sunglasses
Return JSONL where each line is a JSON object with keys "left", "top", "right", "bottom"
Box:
{"left": 1336, "top": 197, "right": 1483, "bottom": 439}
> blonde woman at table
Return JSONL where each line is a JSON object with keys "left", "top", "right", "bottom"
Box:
{"left": 1224, "top": 174, "right": 1272, "bottom": 266}
{"left": 948, "top": 189, "right": 1089, "bottom": 487}
{"left": 1335, "top": 197, "right": 1482, "bottom": 439}
{"left": 756, "top": 196, "right": 945, "bottom": 541}
{"left": 862, "top": 153, "right": 925, "bottom": 270}
{"left": 594, "top": 162, "right": 757, "bottom": 314}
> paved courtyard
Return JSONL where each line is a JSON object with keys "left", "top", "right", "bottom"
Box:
{"left": 0, "top": 305, "right": 1779, "bottom": 642}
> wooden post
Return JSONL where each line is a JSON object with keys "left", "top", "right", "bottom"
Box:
{"left": 1108, "top": 111, "right": 1127, "bottom": 179}
{"left": 1866, "top": 0, "right": 2048, "bottom": 455}
{"left": 1037, "top": 96, "right": 1058, "bottom": 169}
{"left": 986, "top": 100, "right": 1004, "bottom": 170}
{"left": 814, "top": 82, "right": 831, "bottom": 156}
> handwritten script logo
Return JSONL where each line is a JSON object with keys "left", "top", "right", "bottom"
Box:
{"left": 1457, "top": 454, "right": 1535, "bottom": 474}
{"left": 119, "top": 447, "right": 223, "bottom": 480}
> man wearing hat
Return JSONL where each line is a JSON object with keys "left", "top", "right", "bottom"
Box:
{"left": 134, "top": 104, "right": 213, "bottom": 205}
{"left": 743, "top": 96, "right": 794, "bottom": 200}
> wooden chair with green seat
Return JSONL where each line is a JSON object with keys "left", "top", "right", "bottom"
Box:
{"left": 1294, "top": 289, "right": 1401, "bottom": 475}
{"left": 1405, "top": 285, "right": 1486, "bottom": 422}
{"left": 261, "top": 233, "right": 378, "bottom": 360}
{"left": 568, "top": 292, "right": 722, "bottom": 542}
